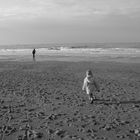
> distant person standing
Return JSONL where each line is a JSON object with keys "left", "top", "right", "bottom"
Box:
{"left": 32, "top": 49, "right": 36, "bottom": 61}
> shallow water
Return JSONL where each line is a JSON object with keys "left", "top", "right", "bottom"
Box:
{"left": 0, "top": 42, "right": 140, "bottom": 63}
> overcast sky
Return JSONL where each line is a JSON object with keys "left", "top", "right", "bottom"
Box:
{"left": 0, "top": 0, "right": 140, "bottom": 45}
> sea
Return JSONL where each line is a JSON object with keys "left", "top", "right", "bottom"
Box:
{"left": 0, "top": 42, "right": 140, "bottom": 62}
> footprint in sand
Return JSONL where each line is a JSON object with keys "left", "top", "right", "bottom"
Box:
{"left": 54, "top": 129, "right": 67, "bottom": 138}
{"left": 0, "top": 125, "right": 17, "bottom": 136}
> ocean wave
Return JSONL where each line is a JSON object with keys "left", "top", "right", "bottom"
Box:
{"left": 0, "top": 47, "right": 140, "bottom": 57}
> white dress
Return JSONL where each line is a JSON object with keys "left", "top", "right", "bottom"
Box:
{"left": 82, "top": 76, "right": 98, "bottom": 95}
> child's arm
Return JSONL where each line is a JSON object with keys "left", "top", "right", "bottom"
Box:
{"left": 82, "top": 78, "right": 87, "bottom": 91}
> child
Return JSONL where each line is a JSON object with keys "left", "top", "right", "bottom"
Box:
{"left": 82, "top": 70, "right": 100, "bottom": 104}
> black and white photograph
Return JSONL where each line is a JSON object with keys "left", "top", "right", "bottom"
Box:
{"left": 0, "top": 0, "right": 140, "bottom": 140}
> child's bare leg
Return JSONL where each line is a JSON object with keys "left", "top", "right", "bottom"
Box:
{"left": 89, "top": 93, "right": 94, "bottom": 104}
{"left": 88, "top": 95, "right": 92, "bottom": 100}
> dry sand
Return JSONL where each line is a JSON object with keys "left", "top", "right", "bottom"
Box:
{"left": 0, "top": 60, "right": 140, "bottom": 140}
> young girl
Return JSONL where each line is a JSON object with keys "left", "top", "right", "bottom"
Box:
{"left": 82, "top": 70, "right": 100, "bottom": 104}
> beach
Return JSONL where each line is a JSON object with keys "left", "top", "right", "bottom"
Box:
{"left": 0, "top": 60, "right": 140, "bottom": 140}
{"left": 0, "top": 0, "right": 140, "bottom": 139}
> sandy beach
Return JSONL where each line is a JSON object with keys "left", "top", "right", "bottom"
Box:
{"left": 0, "top": 60, "right": 140, "bottom": 140}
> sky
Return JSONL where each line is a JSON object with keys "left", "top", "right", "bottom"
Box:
{"left": 0, "top": 0, "right": 140, "bottom": 45}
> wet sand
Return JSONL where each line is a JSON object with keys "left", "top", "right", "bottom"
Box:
{"left": 0, "top": 60, "right": 140, "bottom": 140}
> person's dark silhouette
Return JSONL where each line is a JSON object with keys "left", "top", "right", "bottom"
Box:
{"left": 32, "top": 49, "right": 36, "bottom": 61}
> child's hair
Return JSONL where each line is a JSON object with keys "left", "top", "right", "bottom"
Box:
{"left": 86, "top": 70, "right": 93, "bottom": 77}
